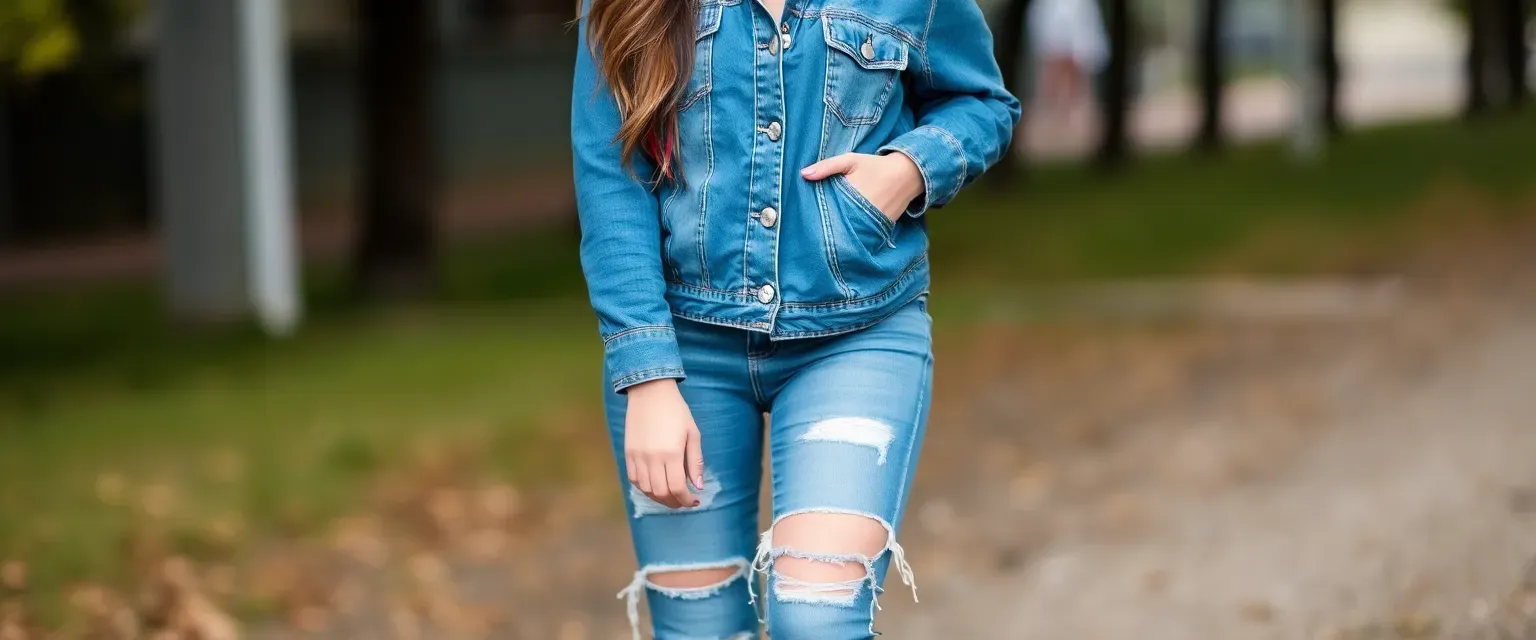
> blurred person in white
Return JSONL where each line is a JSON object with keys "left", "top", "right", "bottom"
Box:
{"left": 1029, "top": 0, "right": 1108, "bottom": 133}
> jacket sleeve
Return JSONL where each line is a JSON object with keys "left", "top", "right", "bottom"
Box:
{"left": 878, "top": 0, "right": 1022, "bottom": 216}
{"left": 571, "top": 13, "right": 686, "bottom": 393}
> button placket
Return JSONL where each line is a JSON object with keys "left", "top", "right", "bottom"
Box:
{"left": 745, "top": 7, "right": 788, "bottom": 325}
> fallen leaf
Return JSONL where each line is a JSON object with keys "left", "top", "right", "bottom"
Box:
{"left": 177, "top": 593, "right": 240, "bottom": 640}
{"left": 1392, "top": 613, "right": 1438, "bottom": 638}
{"left": 139, "top": 484, "right": 180, "bottom": 520}
{"left": 0, "top": 562, "right": 23, "bottom": 591}
{"left": 478, "top": 484, "right": 522, "bottom": 522}
{"left": 293, "top": 606, "right": 329, "bottom": 633}
{"left": 1240, "top": 600, "right": 1274, "bottom": 624}
{"left": 206, "top": 514, "right": 246, "bottom": 546}
{"left": 408, "top": 554, "right": 448, "bottom": 586}
{"left": 1143, "top": 568, "right": 1169, "bottom": 594}
{"left": 204, "top": 449, "right": 246, "bottom": 484}
{"left": 390, "top": 607, "right": 421, "bottom": 640}
{"left": 95, "top": 473, "right": 127, "bottom": 506}
{"left": 558, "top": 618, "right": 589, "bottom": 640}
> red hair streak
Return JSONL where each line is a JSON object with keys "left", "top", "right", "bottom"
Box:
{"left": 643, "top": 120, "right": 680, "bottom": 182}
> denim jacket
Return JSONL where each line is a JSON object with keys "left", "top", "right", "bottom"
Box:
{"left": 572, "top": 0, "right": 1020, "bottom": 392}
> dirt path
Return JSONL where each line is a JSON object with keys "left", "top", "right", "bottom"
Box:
{"left": 886, "top": 290, "right": 1536, "bottom": 639}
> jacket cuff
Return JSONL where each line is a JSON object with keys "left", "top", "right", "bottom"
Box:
{"left": 604, "top": 326, "right": 686, "bottom": 393}
{"left": 878, "top": 125, "right": 968, "bottom": 217}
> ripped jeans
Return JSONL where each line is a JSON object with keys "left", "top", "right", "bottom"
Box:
{"left": 604, "top": 295, "right": 932, "bottom": 640}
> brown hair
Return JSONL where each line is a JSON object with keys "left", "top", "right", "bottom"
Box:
{"left": 584, "top": 0, "right": 695, "bottom": 180}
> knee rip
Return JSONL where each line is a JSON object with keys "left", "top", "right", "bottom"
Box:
{"left": 798, "top": 417, "right": 896, "bottom": 465}
{"left": 616, "top": 559, "right": 751, "bottom": 640}
{"left": 748, "top": 511, "right": 918, "bottom": 614}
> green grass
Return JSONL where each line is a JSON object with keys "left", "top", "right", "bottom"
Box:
{"left": 0, "top": 296, "right": 602, "bottom": 612}
{"left": 0, "top": 246, "right": 602, "bottom": 615}
{"left": 936, "top": 115, "right": 1536, "bottom": 284}
{"left": 2, "top": 111, "right": 1536, "bottom": 619}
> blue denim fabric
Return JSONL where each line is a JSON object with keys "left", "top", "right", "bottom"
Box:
{"left": 573, "top": 0, "right": 1017, "bottom": 392}
{"left": 607, "top": 296, "right": 933, "bottom": 639}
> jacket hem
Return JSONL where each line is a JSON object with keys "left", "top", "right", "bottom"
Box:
{"left": 664, "top": 254, "right": 930, "bottom": 340}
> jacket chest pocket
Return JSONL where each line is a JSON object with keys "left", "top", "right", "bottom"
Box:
{"left": 821, "top": 15, "right": 909, "bottom": 126}
{"left": 681, "top": 1, "right": 724, "bottom": 112}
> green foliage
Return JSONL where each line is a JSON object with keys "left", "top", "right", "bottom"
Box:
{"left": 0, "top": 0, "right": 146, "bottom": 80}
{"left": 0, "top": 0, "right": 79, "bottom": 77}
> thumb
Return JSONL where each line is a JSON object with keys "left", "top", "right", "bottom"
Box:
{"left": 800, "top": 153, "right": 860, "bottom": 181}
{"left": 685, "top": 429, "right": 705, "bottom": 490}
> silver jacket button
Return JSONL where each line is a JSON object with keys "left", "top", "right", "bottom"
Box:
{"left": 759, "top": 206, "right": 778, "bottom": 228}
{"left": 781, "top": 32, "right": 793, "bottom": 49}
{"left": 757, "top": 284, "right": 776, "bottom": 304}
{"left": 767, "top": 35, "right": 779, "bottom": 55}
{"left": 860, "top": 40, "right": 876, "bottom": 61}
{"left": 765, "top": 121, "right": 782, "bottom": 141}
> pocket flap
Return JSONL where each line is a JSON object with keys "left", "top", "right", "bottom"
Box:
{"left": 822, "top": 16, "right": 908, "bottom": 71}
{"left": 696, "top": 2, "right": 723, "bottom": 40}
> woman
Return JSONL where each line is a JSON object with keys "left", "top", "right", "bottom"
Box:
{"left": 1028, "top": 0, "right": 1108, "bottom": 130}
{"left": 571, "top": 0, "right": 1018, "bottom": 637}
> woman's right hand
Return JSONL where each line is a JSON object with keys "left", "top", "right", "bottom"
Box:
{"left": 624, "top": 379, "right": 705, "bottom": 509}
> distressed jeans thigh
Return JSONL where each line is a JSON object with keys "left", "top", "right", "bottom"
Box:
{"left": 768, "top": 317, "right": 932, "bottom": 520}
{"left": 752, "top": 307, "right": 933, "bottom": 638}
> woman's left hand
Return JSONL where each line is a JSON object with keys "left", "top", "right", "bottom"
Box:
{"left": 801, "top": 152, "right": 925, "bottom": 223}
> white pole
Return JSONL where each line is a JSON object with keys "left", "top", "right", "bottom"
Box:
{"left": 156, "top": 0, "right": 299, "bottom": 336}
{"left": 236, "top": 0, "right": 300, "bottom": 336}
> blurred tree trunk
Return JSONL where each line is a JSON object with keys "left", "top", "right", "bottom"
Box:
{"left": 64, "top": 0, "right": 116, "bottom": 76}
{"left": 991, "top": 0, "right": 1031, "bottom": 184}
{"left": 355, "top": 0, "right": 439, "bottom": 298}
{"left": 1502, "top": 0, "right": 1529, "bottom": 107}
{"left": 1465, "top": 0, "right": 1495, "bottom": 117}
{"left": 466, "top": 0, "right": 513, "bottom": 24}
{"left": 0, "top": 85, "right": 10, "bottom": 244}
{"left": 1195, "top": 0, "right": 1225, "bottom": 152}
{"left": 1097, "top": 0, "right": 1132, "bottom": 168}
{"left": 1317, "top": 0, "right": 1341, "bottom": 135}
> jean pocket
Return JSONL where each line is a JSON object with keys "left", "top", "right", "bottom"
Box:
{"left": 821, "top": 15, "right": 908, "bottom": 126}
{"left": 681, "top": 2, "right": 724, "bottom": 112}
{"left": 831, "top": 174, "right": 896, "bottom": 250}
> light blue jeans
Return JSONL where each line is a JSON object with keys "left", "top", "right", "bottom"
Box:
{"left": 605, "top": 295, "right": 933, "bottom": 640}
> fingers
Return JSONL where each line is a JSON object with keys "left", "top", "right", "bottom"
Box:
{"left": 632, "top": 457, "right": 654, "bottom": 503}
{"left": 665, "top": 459, "right": 697, "bottom": 508}
{"left": 630, "top": 448, "right": 700, "bottom": 509}
{"left": 645, "top": 457, "right": 677, "bottom": 509}
{"left": 685, "top": 429, "right": 705, "bottom": 490}
{"left": 800, "top": 153, "right": 861, "bottom": 181}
